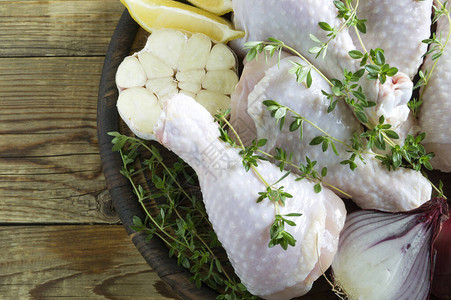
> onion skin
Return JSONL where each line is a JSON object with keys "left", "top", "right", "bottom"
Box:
{"left": 432, "top": 215, "right": 451, "bottom": 299}
{"left": 331, "top": 197, "right": 448, "bottom": 300}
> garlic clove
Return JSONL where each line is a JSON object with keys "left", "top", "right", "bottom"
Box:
{"left": 178, "top": 33, "right": 211, "bottom": 71}
{"left": 179, "top": 82, "right": 201, "bottom": 94}
{"left": 202, "top": 70, "right": 238, "bottom": 95}
{"left": 206, "top": 43, "right": 237, "bottom": 71}
{"left": 138, "top": 51, "right": 174, "bottom": 79}
{"left": 175, "top": 70, "right": 206, "bottom": 84}
{"left": 144, "top": 28, "right": 187, "bottom": 70}
{"left": 195, "top": 90, "right": 231, "bottom": 115}
{"left": 117, "top": 87, "right": 162, "bottom": 140}
{"left": 116, "top": 56, "right": 147, "bottom": 90}
{"left": 145, "top": 78, "right": 178, "bottom": 104}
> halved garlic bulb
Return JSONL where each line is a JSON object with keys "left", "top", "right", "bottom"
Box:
{"left": 115, "top": 28, "right": 238, "bottom": 140}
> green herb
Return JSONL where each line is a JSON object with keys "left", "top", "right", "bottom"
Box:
{"left": 363, "top": 49, "right": 398, "bottom": 84}
{"left": 309, "top": 0, "right": 366, "bottom": 59}
{"left": 335, "top": 0, "right": 367, "bottom": 33}
{"left": 309, "top": 136, "right": 339, "bottom": 156}
{"left": 268, "top": 213, "right": 302, "bottom": 250}
{"left": 262, "top": 100, "right": 356, "bottom": 155}
{"left": 273, "top": 147, "right": 294, "bottom": 172}
{"left": 375, "top": 133, "right": 434, "bottom": 172}
{"left": 296, "top": 156, "right": 327, "bottom": 194}
{"left": 413, "top": 69, "right": 428, "bottom": 90}
{"left": 243, "top": 39, "right": 332, "bottom": 85}
{"left": 257, "top": 185, "right": 293, "bottom": 206}
{"left": 423, "top": 33, "right": 446, "bottom": 61}
{"left": 259, "top": 96, "right": 439, "bottom": 187}
{"left": 238, "top": 139, "right": 268, "bottom": 172}
{"left": 215, "top": 113, "right": 306, "bottom": 250}
{"left": 108, "top": 132, "right": 257, "bottom": 300}
{"left": 433, "top": 0, "right": 450, "bottom": 24}
{"left": 360, "top": 115, "right": 399, "bottom": 151}
{"left": 416, "top": 1, "right": 451, "bottom": 113}
{"left": 245, "top": 33, "right": 438, "bottom": 177}
{"left": 289, "top": 60, "right": 313, "bottom": 88}
{"left": 244, "top": 38, "right": 284, "bottom": 63}
{"left": 407, "top": 97, "right": 423, "bottom": 118}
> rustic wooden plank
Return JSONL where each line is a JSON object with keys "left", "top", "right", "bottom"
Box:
{"left": 0, "top": 0, "right": 125, "bottom": 57}
{"left": 0, "top": 56, "right": 120, "bottom": 223}
{"left": 0, "top": 225, "right": 180, "bottom": 299}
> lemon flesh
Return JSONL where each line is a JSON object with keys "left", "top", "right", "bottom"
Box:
{"left": 121, "top": 0, "right": 243, "bottom": 43}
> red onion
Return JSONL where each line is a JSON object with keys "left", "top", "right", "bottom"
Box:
{"left": 331, "top": 198, "right": 448, "bottom": 300}
{"left": 432, "top": 215, "right": 451, "bottom": 299}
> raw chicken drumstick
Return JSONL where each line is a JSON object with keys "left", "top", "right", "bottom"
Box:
{"left": 349, "top": 0, "right": 432, "bottom": 80}
{"left": 231, "top": 0, "right": 355, "bottom": 81}
{"left": 154, "top": 94, "right": 346, "bottom": 300}
{"left": 231, "top": 55, "right": 432, "bottom": 212}
{"left": 419, "top": 1, "right": 451, "bottom": 172}
{"left": 231, "top": 0, "right": 414, "bottom": 140}
{"left": 346, "top": 0, "right": 433, "bottom": 143}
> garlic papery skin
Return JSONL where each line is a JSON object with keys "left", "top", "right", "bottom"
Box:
{"left": 331, "top": 198, "right": 448, "bottom": 300}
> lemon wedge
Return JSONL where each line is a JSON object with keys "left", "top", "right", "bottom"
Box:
{"left": 185, "top": 0, "right": 233, "bottom": 15}
{"left": 120, "top": 0, "right": 244, "bottom": 43}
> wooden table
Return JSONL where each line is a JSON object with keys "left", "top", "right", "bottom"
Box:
{"left": 0, "top": 1, "right": 177, "bottom": 298}
{"left": 2, "top": 1, "right": 450, "bottom": 300}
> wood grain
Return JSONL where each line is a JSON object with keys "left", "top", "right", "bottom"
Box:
{"left": 0, "top": 225, "right": 179, "bottom": 299}
{"left": 0, "top": 1, "right": 182, "bottom": 299}
{"left": 0, "top": 0, "right": 124, "bottom": 57}
{"left": 0, "top": 57, "right": 117, "bottom": 223}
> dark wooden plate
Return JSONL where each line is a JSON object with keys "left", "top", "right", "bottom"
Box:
{"left": 97, "top": 9, "right": 450, "bottom": 300}
{"left": 97, "top": 9, "right": 219, "bottom": 300}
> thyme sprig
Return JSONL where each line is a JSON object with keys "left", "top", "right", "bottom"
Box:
{"left": 321, "top": 68, "right": 375, "bottom": 124}
{"left": 357, "top": 48, "right": 398, "bottom": 84}
{"left": 416, "top": 0, "right": 451, "bottom": 100}
{"left": 268, "top": 213, "right": 302, "bottom": 250}
{"left": 244, "top": 38, "right": 331, "bottom": 86}
{"left": 216, "top": 113, "right": 304, "bottom": 250}
{"left": 256, "top": 146, "right": 350, "bottom": 197}
{"left": 260, "top": 98, "right": 439, "bottom": 179}
{"left": 262, "top": 99, "right": 367, "bottom": 170}
{"left": 309, "top": 0, "right": 366, "bottom": 59}
{"left": 322, "top": 1, "right": 399, "bottom": 85}
{"left": 433, "top": 0, "right": 450, "bottom": 24}
{"left": 217, "top": 107, "right": 350, "bottom": 197}
{"left": 265, "top": 98, "right": 448, "bottom": 199}
{"left": 335, "top": 0, "right": 366, "bottom": 33}
{"left": 263, "top": 100, "right": 351, "bottom": 152}
{"left": 375, "top": 133, "right": 434, "bottom": 171}
{"left": 108, "top": 132, "right": 256, "bottom": 300}
{"left": 244, "top": 32, "right": 438, "bottom": 177}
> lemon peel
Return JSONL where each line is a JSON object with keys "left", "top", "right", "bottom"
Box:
{"left": 185, "top": 0, "right": 233, "bottom": 16}
{"left": 120, "top": 0, "right": 244, "bottom": 43}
